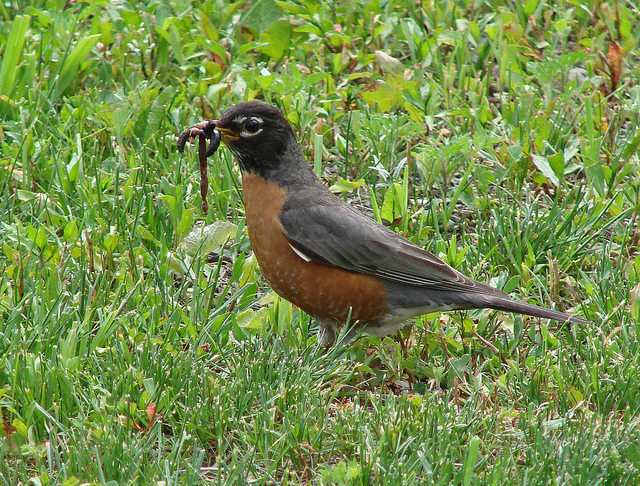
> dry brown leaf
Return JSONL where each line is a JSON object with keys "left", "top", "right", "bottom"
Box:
{"left": 607, "top": 41, "right": 623, "bottom": 91}
{"left": 146, "top": 401, "right": 156, "bottom": 423}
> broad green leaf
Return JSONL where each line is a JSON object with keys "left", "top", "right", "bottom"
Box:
{"left": 168, "top": 23, "right": 185, "bottom": 65}
{"left": 361, "top": 82, "right": 399, "bottom": 112}
{"left": 181, "top": 221, "right": 238, "bottom": 256}
{"left": 67, "top": 153, "right": 81, "bottom": 183}
{"left": 12, "top": 418, "right": 28, "bottom": 438}
{"left": 568, "top": 386, "right": 583, "bottom": 405}
{"left": 236, "top": 308, "right": 269, "bottom": 330}
{"left": 381, "top": 183, "right": 404, "bottom": 224}
{"left": 463, "top": 436, "right": 480, "bottom": 486}
{"left": 329, "top": 178, "right": 365, "bottom": 194}
{"left": 374, "top": 50, "right": 404, "bottom": 74}
{"left": 136, "top": 227, "right": 161, "bottom": 245}
{"left": 157, "top": 195, "right": 177, "bottom": 218}
{"left": 3, "top": 243, "right": 19, "bottom": 260}
{"left": 621, "top": 129, "right": 640, "bottom": 161}
{"left": 532, "top": 154, "right": 560, "bottom": 186}
{"left": 53, "top": 34, "right": 100, "bottom": 99}
{"left": 176, "top": 209, "right": 196, "bottom": 241}
{"left": 240, "top": 253, "right": 258, "bottom": 287}
{"left": 294, "top": 24, "right": 322, "bottom": 36}
{"left": 144, "top": 87, "right": 174, "bottom": 143}
{"left": 563, "top": 137, "right": 580, "bottom": 163}
{"left": 258, "top": 20, "right": 292, "bottom": 60}
{"left": 103, "top": 233, "right": 119, "bottom": 253}
{"left": 275, "top": 0, "right": 312, "bottom": 15}
{"left": 243, "top": 0, "right": 282, "bottom": 32}
{"left": 0, "top": 15, "right": 30, "bottom": 98}
{"left": 113, "top": 107, "right": 127, "bottom": 146}
{"left": 547, "top": 152, "right": 565, "bottom": 180}
{"left": 462, "top": 317, "right": 475, "bottom": 333}
{"left": 524, "top": 0, "right": 537, "bottom": 16}
{"left": 64, "top": 220, "right": 79, "bottom": 240}
{"left": 35, "top": 225, "right": 47, "bottom": 250}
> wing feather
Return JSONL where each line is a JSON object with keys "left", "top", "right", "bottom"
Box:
{"left": 279, "top": 194, "right": 503, "bottom": 296}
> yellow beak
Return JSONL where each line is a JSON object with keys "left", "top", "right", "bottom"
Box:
{"left": 215, "top": 126, "right": 239, "bottom": 142}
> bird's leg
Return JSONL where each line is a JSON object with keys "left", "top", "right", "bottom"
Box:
{"left": 317, "top": 321, "right": 336, "bottom": 347}
{"left": 395, "top": 328, "right": 416, "bottom": 388}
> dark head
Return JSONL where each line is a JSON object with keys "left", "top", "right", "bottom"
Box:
{"left": 215, "top": 101, "right": 299, "bottom": 176}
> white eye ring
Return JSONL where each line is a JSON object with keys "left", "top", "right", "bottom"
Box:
{"left": 238, "top": 116, "right": 263, "bottom": 137}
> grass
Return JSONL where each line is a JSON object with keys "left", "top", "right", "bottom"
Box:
{"left": 1, "top": 0, "right": 639, "bottom": 484}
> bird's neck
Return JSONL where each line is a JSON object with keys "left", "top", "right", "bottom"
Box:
{"left": 240, "top": 139, "right": 323, "bottom": 189}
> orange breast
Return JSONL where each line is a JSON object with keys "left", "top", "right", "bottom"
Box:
{"left": 241, "top": 173, "right": 387, "bottom": 325}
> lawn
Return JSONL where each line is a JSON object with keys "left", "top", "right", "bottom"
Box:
{"left": 1, "top": 0, "right": 639, "bottom": 484}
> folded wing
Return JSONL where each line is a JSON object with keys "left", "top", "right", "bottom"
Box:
{"left": 279, "top": 194, "right": 507, "bottom": 298}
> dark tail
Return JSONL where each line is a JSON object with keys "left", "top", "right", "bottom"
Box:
{"left": 480, "top": 296, "right": 590, "bottom": 325}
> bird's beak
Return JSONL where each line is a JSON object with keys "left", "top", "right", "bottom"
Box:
{"left": 215, "top": 124, "right": 239, "bottom": 143}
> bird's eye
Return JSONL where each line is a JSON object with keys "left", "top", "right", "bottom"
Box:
{"left": 244, "top": 118, "right": 262, "bottom": 134}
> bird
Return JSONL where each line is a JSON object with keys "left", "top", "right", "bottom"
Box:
{"left": 179, "top": 100, "right": 589, "bottom": 346}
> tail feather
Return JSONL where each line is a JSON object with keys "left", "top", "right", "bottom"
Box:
{"left": 482, "top": 296, "right": 590, "bottom": 325}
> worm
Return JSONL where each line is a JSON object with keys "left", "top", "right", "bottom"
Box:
{"left": 177, "top": 121, "right": 221, "bottom": 215}
{"left": 204, "top": 129, "right": 221, "bottom": 157}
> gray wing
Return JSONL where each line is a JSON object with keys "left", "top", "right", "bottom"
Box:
{"left": 279, "top": 194, "right": 504, "bottom": 296}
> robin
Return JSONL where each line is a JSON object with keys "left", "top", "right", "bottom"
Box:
{"left": 179, "top": 100, "right": 590, "bottom": 346}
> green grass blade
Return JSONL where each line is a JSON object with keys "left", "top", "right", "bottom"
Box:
{"left": 463, "top": 435, "right": 481, "bottom": 486}
{"left": 0, "top": 15, "right": 31, "bottom": 98}
{"left": 52, "top": 33, "right": 100, "bottom": 100}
